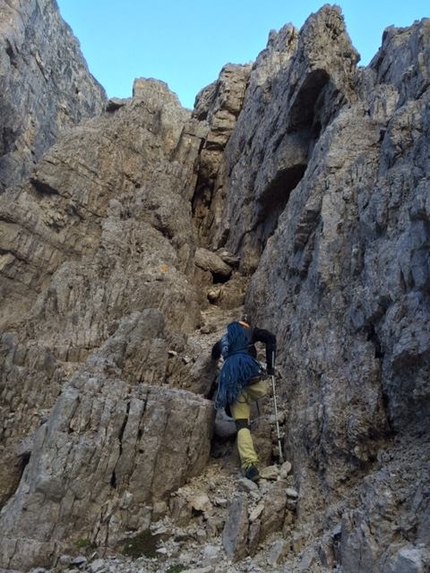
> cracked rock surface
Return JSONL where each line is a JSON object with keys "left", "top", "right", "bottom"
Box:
{"left": 0, "top": 3, "right": 429, "bottom": 573}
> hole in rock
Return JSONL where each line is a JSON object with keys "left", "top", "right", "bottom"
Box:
{"left": 18, "top": 451, "right": 31, "bottom": 481}
{"left": 258, "top": 164, "right": 307, "bottom": 243}
{"left": 212, "top": 272, "right": 231, "bottom": 284}
{"left": 287, "top": 69, "right": 330, "bottom": 134}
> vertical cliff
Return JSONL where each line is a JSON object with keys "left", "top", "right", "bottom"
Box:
{"left": 197, "top": 9, "right": 430, "bottom": 569}
{"left": 0, "top": 2, "right": 429, "bottom": 572}
{"left": 243, "top": 13, "right": 430, "bottom": 571}
{"left": 0, "top": 0, "right": 106, "bottom": 191}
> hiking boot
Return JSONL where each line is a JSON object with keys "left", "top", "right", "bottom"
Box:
{"left": 243, "top": 465, "right": 260, "bottom": 482}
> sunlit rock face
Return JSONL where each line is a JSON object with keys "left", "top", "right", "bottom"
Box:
{"left": 0, "top": 2, "right": 429, "bottom": 571}
{"left": 0, "top": 0, "right": 106, "bottom": 191}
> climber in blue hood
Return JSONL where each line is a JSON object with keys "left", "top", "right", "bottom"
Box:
{"left": 211, "top": 318, "right": 276, "bottom": 482}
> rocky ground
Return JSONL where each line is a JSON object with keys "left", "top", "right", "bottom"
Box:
{"left": 25, "top": 425, "right": 428, "bottom": 573}
{"left": 12, "top": 304, "right": 311, "bottom": 573}
{"left": 26, "top": 463, "right": 306, "bottom": 573}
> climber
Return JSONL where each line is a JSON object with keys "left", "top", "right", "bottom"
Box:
{"left": 211, "top": 318, "right": 276, "bottom": 482}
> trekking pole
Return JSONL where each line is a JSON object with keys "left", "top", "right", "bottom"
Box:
{"left": 271, "top": 351, "right": 284, "bottom": 464}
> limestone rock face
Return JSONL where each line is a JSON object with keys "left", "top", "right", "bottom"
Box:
{"left": 211, "top": 8, "right": 359, "bottom": 274}
{"left": 244, "top": 12, "right": 430, "bottom": 572}
{"left": 0, "top": 0, "right": 106, "bottom": 191}
{"left": 0, "top": 82, "right": 199, "bottom": 335}
{"left": 192, "top": 64, "right": 251, "bottom": 245}
{"left": 1, "top": 343, "right": 214, "bottom": 571}
{"left": 0, "top": 3, "right": 429, "bottom": 573}
{"left": 0, "top": 78, "right": 210, "bottom": 567}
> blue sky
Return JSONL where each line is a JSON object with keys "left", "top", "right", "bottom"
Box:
{"left": 56, "top": 1, "right": 429, "bottom": 109}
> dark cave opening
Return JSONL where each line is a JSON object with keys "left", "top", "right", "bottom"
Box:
{"left": 287, "top": 69, "right": 330, "bottom": 134}
{"left": 17, "top": 451, "right": 31, "bottom": 482}
{"left": 212, "top": 271, "right": 231, "bottom": 284}
{"left": 255, "top": 70, "right": 331, "bottom": 247}
{"left": 257, "top": 164, "right": 307, "bottom": 243}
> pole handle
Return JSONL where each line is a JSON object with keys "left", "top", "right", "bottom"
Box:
{"left": 271, "top": 373, "right": 284, "bottom": 464}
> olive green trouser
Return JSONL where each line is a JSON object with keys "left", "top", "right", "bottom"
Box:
{"left": 229, "top": 379, "right": 268, "bottom": 470}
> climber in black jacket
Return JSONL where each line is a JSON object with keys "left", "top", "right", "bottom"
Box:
{"left": 211, "top": 318, "right": 276, "bottom": 482}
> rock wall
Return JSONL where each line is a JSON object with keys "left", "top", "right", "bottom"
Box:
{"left": 0, "top": 78, "right": 219, "bottom": 570}
{"left": 243, "top": 12, "right": 430, "bottom": 572}
{"left": 0, "top": 3, "right": 429, "bottom": 572}
{"left": 0, "top": 0, "right": 106, "bottom": 191}
{"left": 1, "top": 348, "right": 214, "bottom": 569}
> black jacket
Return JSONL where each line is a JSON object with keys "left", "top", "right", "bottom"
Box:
{"left": 211, "top": 324, "right": 277, "bottom": 373}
